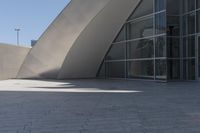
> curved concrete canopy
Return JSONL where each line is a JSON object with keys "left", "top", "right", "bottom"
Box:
{"left": 17, "top": 0, "right": 140, "bottom": 79}
{"left": 58, "top": 0, "right": 141, "bottom": 79}
{"left": 17, "top": 0, "right": 111, "bottom": 79}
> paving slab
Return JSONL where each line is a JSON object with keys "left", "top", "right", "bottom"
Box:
{"left": 0, "top": 79, "right": 200, "bottom": 133}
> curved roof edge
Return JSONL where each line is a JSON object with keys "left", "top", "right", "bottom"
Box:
{"left": 58, "top": 0, "right": 141, "bottom": 79}
{"left": 17, "top": 0, "right": 111, "bottom": 79}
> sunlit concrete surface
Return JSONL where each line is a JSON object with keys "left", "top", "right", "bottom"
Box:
{"left": 0, "top": 79, "right": 200, "bottom": 133}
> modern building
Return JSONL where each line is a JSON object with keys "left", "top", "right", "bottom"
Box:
{"left": 1, "top": 0, "right": 200, "bottom": 82}
{"left": 98, "top": 0, "right": 200, "bottom": 81}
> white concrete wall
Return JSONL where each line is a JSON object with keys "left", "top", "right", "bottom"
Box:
{"left": 0, "top": 43, "right": 30, "bottom": 80}
{"left": 17, "top": 0, "right": 140, "bottom": 79}
{"left": 17, "top": 0, "right": 111, "bottom": 79}
{"left": 58, "top": 0, "right": 141, "bottom": 79}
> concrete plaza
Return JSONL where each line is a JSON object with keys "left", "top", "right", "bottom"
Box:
{"left": 0, "top": 79, "right": 200, "bottom": 133}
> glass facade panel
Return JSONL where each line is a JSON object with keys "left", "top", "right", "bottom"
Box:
{"left": 98, "top": 0, "right": 200, "bottom": 81}
{"left": 183, "top": 59, "right": 196, "bottom": 80}
{"left": 197, "top": 0, "right": 200, "bottom": 9}
{"left": 155, "top": 36, "right": 166, "bottom": 57}
{"left": 127, "top": 38, "right": 154, "bottom": 59}
{"left": 168, "top": 59, "right": 180, "bottom": 80}
{"left": 183, "top": 13, "right": 195, "bottom": 35}
{"left": 106, "top": 62, "right": 125, "bottom": 78}
{"left": 128, "top": 0, "right": 153, "bottom": 20}
{"left": 113, "top": 26, "right": 126, "bottom": 43}
{"left": 167, "top": 0, "right": 180, "bottom": 15}
{"left": 167, "top": 37, "right": 180, "bottom": 58}
{"left": 156, "top": 59, "right": 167, "bottom": 80}
{"left": 128, "top": 60, "right": 154, "bottom": 79}
{"left": 197, "top": 10, "right": 200, "bottom": 33}
{"left": 97, "top": 62, "right": 105, "bottom": 78}
{"left": 183, "top": 36, "right": 195, "bottom": 58}
{"left": 155, "top": 12, "right": 166, "bottom": 34}
{"left": 155, "top": 0, "right": 166, "bottom": 12}
{"left": 167, "top": 16, "right": 180, "bottom": 36}
{"left": 127, "top": 17, "right": 153, "bottom": 40}
{"left": 183, "top": 0, "right": 195, "bottom": 13}
{"left": 106, "top": 43, "right": 126, "bottom": 60}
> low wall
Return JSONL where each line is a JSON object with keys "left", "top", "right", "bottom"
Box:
{"left": 0, "top": 43, "right": 30, "bottom": 80}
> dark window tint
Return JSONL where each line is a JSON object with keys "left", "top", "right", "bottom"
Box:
{"left": 155, "top": 36, "right": 166, "bottom": 57}
{"left": 106, "top": 43, "right": 126, "bottom": 60}
{"left": 128, "top": 0, "right": 153, "bottom": 20}
{"left": 127, "top": 38, "right": 154, "bottom": 59}
{"left": 128, "top": 60, "right": 154, "bottom": 79}
{"left": 127, "top": 17, "right": 153, "bottom": 40}
{"left": 106, "top": 62, "right": 125, "bottom": 78}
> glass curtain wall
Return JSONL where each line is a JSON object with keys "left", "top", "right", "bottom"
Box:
{"left": 166, "top": 0, "right": 181, "bottom": 80}
{"left": 97, "top": 0, "right": 167, "bottom": 81}
{"left": 97, "top": 0, "right": 200, "bottom": 81}
{"left": 181, "top": 0, "right": 198, "bottom": 80}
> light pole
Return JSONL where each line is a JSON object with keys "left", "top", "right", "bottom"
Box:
{"left": 14, "top": 28, "right": 20, "bottom": 46}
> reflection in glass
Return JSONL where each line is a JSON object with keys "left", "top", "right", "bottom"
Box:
{"left": 167, "top": 0, "right": 180, "bottom": 15}
{"left": 128, "top": 0, "right": 153, "bottom": 20}
{"left": 128, "top": 38, "right": 154, "bottom": 59}
{"left": 155, "top": 0, "right": 166, "bottom": 12}
{"left": 167, "top": 37, "right": 180, "bottom": 58}
{"left": 183, "top": 13, "right": 195, "bottom": 35}
{"left": 106, "top": 43, "right": 126, "bottom": 60}
{"left": 168, "top": 59, "right": 180, "bottom": 80}
{"left": 127, "top": 17, "right": 153, "bottom": 40}
{"left": 106, "top": 62, "right": 125, "bottom": 78}
{"left": 197, "top": 10, "right": 200, "bottom": 33}
{"left": 113, "top": 26, "right": 126, "bottom": 43}
{"left": 97, "top": 62, "right": 105, "bottom": 78}
{"left": 156, "top": 59, "right": 167, "bottom": 80}
{"left": 128, "top": 60, "right": 154, "bottom": 79}
{"left": 167, "top": 16, "right": 180, "bottom": 36}
{"left": 197, "top": 0, "right": 200, "bottom": 9}
{"left": 182, "top": 0, "right": 195, "bottom": 13}
{"left": 155, "top": 36, "right": 166, "bottom": 57}
{"left": 183, "top": 59, "right": 196, "bottom": 80}
{"left": 155, "top": 12, "right": 166, "bottom": 34}
{"left": 183, "top": 36, "right": 195, "bottom": 58}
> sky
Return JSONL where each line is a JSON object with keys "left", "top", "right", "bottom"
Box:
{"left": 0, "top": 0, "right": 71, "bottom": 47}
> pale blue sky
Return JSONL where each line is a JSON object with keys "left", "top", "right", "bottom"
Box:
{"left": 0, "top": 0, "right": 70, "bottom": 47}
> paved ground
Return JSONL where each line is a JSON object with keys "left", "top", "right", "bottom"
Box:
{"left": 0, "top": 79, "right": 200, "bottom": 133}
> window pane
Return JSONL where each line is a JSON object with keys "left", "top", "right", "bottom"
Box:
{"left": 183, "top": 0, "right": 195, "bottom": 13}
{"left": 167, "top": 0, "right": 180, "bottom": 15}
{"left": 167, "top": 37, "right": 180, "bottom": 58}
{"left": 97, "top": 62, "right": 105, "bottom": 78}
{"left": 127, "top": 17, "right": 153, "bottom": 40}
{"left": 197, "top": 0, "right": 200, "bottom": 9}
{"left": 155, "top": 36, "right": 166, "bottom": 57}
{"left": 128, "top": 0, "right": 153, "bottom": 20}
{"left": 183, "top": 13, "right": 195, "bottom": 35}
{"left": 156, "top": 59, "right": 167, "bottom": 80}
{"left": 167, "top": 16, "right": 180, "bottom": 36}
{"left": 155, "top": 0, "right": 166, "bottom": 12}
{"left": 106, "top": 43, "right": 126, "bottom": 60}
{"left": 128, "top": 60, "right": 154, "bottom": 79}
{"left": 155, "top": 12, "right": 166, "bottom": 35}
{"left": 167, "top": 59, "right": 180, "bottom": 80}
{"left": 113, "top": 26, "right": 126, "bottom": 43}
{"left": 183, "top": 36, "right": 195, "bottom": 58}
{"left": 197, "top": 10, "right": 200, "bottom": 33}
{"left": 127, "top": 38, "right": 154, "bottom": 59}
{"left": 183, "top": 59, "right": 196, "bottom": 80}
{"left": 106, "top": 62, "right": 125, "bottom": 78}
